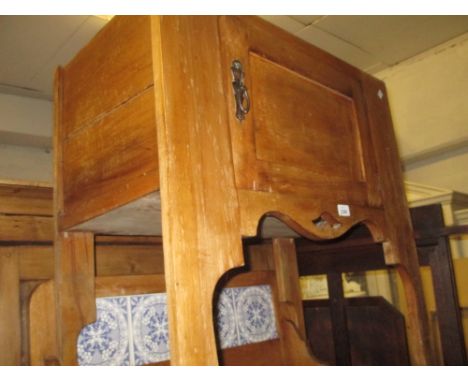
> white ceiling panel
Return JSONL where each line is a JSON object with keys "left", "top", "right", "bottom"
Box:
{"left": 0, "top": 16, "right": 88, "bottom": 90}
{"left": 295, "top": 25, "right": 384, "bottom": 71}
{"left": 289, "top": 15, "right": 326, "bottom": 26}
{"left": 260, "top": 15, "right": 304, "bottom": 34}
{"left": 314, "top": 15, "right": 468, "bottom": 65}
{"left": 2, "top": 15, "right": 468, "bottom": 102}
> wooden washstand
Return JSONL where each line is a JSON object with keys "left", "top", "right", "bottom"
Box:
{"left": 53, "top": 16, "right": 431, "bottom": 365}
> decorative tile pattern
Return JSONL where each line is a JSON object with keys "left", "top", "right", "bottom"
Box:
{"left": 233, "top": 285, "right": 278, "bottom": 345}
{"left": 77, "top": 285, "right": 278, "bottom": 366}
{"left": 214, "top": 288, "right": 238, "bottom": 349}
{"left": 131, "top": 294, "right": 170, "bottom": 365}
{"left": 77, "top": 297, "right": 130, "bottom": 366}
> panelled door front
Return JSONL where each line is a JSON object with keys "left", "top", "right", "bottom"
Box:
{"left": 218, "top": 16, "right": 381, "bottom": 207}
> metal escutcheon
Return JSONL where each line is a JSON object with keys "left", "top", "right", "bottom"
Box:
{"left": 231, "top": 59, "right": 250, "bottom": 121}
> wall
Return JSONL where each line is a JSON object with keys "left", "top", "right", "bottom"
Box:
{"left": 376, "top": 32, "right": 468, "bottom": 194}
{"left": 0, "top": 144, "right": 52, "bottom": 183}
{"left": 0, "top": 93, "right": 52, "bottom": 183}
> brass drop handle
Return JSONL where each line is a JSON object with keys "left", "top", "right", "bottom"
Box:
{"left": 231, "top": 59, "right": 250, "bottom": 121}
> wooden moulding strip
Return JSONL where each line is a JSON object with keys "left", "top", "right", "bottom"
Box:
{"left": 0, "top": 182, "right": 53, "bottom": 216}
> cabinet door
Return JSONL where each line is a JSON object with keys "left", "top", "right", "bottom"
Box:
{"left": 219, "top": 17, "right": 379, "bottom": 206}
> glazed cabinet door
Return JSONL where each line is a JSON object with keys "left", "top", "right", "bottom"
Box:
{"left": 219, "top": 16, "right": 380, "bottom": 207}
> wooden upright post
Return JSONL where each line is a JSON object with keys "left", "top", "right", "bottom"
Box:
{"left": 0, "top": 248, "right": 21, "bottom": 365}
{"left": 271, "top": 238, "right": 320, "bottom": 365}
{"left": 151, "top": 16, "right": 244, "bottom": 365}
{"left": 54, "top": 232, "right": 96, "bottom": 365}
{"left": 362, "top": 74, "right": 432, "bottom": 365}
{"left": 54, "top": 67, "right": 96, "bottom": 365}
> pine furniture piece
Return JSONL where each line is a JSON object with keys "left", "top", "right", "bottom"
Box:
{"left": 52, "top": 15, "right": 432, "bottom": 365}
{"left": 0, "top": 180, "right": 315, "bottom": 365}
{"left": 3, "top": 180, "right": 464, "bottom": 365}
{"left": 29, "top": 239, "right": 318, "bottom": 366}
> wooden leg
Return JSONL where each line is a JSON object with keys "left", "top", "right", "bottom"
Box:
{"left": 152, "top": 16, "right": 245, "bottom": 364}
{"left": 271, "top": 238, "right": 321, "bottom": 365}
{"left": 385, "top": 238, "right": 432, "bottom": 365}
{"left": 429, "top": 237, "right": 467, "bottom": 365}
{"left": 0, "top": 248, "right": 21, "bottom": 365}
{"left": 54, "top": 231, "right": 95, "bottom": 365}
{"left": 164, "top": 251, "right": 232, "bottom": 365}
{"left": 362, "top": 74, "right": 432, "bottom": 365}
{"left": 327, "top": 271, "right": 351, "bottom": 366}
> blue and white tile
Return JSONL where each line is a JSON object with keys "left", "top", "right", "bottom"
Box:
{"left": 214, "top": 288, "right": 239, "bottom": 349}
{"left": 77, "top": 296, "right": 130, "bottom": 366}
{"left": 233, "top": 285, "right": 278, "bottom": 345}
{"left": 130, "top": 293, "right": 170, "bottom": 365}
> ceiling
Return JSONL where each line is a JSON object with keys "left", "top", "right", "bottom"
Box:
{"left": 0, "top": 16, "right": 109, "bottom": 100}
{"left": 1, "top": 15, "right": 468, "bottom": 102}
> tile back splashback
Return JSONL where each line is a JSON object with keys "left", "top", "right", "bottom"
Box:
{"left": 77, "top": 297, "right": 130, "bottom": 366}
{"left": 77, "top": 285, "right": 278, "bottom": 366}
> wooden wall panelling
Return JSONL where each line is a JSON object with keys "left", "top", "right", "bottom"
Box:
{"left": 151, "top": 16, "right": 244, "bottom": 365}
{"left": 0, "top": 248, "right": 21, "bottom": 365}
{"left": 361, "top": 74, "right": 431, "bottom": 365}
